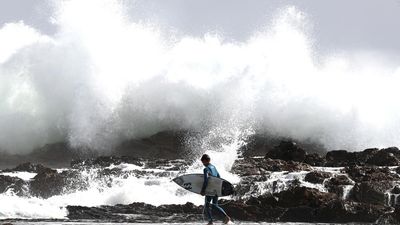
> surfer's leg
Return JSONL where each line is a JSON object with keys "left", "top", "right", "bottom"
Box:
{"left": 205, "top": 196, "right": 213, "bottom": 223}
{"left": 211, "top": 196, "right": 227, "bottom": 216}
{"left": 211, "top": 196, "right": 231, "bottom": 223}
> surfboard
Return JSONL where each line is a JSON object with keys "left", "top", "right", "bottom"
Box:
{"left": 173, "top": 173, "right": 234, "bottom": 196}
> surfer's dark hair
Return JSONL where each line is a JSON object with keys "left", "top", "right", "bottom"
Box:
{"left": 201, "top": 154, "right": 210, "bottom": 161}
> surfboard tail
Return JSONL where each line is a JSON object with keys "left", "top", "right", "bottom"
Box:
{"left": 221, "top": 180, "right": 234, "bottom": 196}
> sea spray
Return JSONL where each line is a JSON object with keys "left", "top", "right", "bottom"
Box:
{"left": 0, "top": 1, "right": 400, "bottom": 154}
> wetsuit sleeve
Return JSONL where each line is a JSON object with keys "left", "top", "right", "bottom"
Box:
{"left": 201, "top": 168, "right": 208, "bottom": 192}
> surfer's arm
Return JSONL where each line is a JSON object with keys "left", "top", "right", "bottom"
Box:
{"left": 201, "top": 168, "right": 208, "bottom": 194}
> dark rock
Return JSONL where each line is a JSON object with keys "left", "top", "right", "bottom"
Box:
{"left": 391, "top": 185, "right": 400, "bottom": 194}
{"left": 346, "top": 166, "right": 399, "bottom": 183}
{"left": 325, "top": 150, "right": 360, "bottom": 167}
{"left": 222, "top": 201, "right": 262, "bottom": 221}
{"left": 0, "top": 175, "right": 26, "bottom": 195}
{"left": 315, "top": 199, "right": 387, "bottom": 223}
{"left": 279, "top": 206, "right": 316, "bottom": 222}
{"left": 71, "top": 156, "right": 143, "bottom": 168}
{"left": 304, "top": 153, "right": 326, "bottom": 166}
{"left": 349, "top": 182, "right": 393, "bottom": 205}
{"left": 0, "top": 130, "right": 190, "bottom": 169}
{"left": 239, "top": 134, "right": 282, "bottom": 157}
{"left": 262, "top": 158, "right": 312, "bottom": 172}
{"left": 325, "top": 147, "right": 400, "bottom": 167}
{"left": 327, "top": 175, "right": 354, "bottom": 186}
{"left": 305, "top": 171, "right": 331, "bottom": 184}
{"left": 375, "top": 206, "right": 400, "bottom": 224}
{"left": 30, "top": 168, "right": 65, "bottom": 198}
{"left": 266, "top": 141, "right": 306, "bottom": 162}
{"left": 67, "top": 205, "right": 125, "bottom": 220}
{"left": 114, "top": 130, "right": 190, "bottom": 160}
{"left": 232, "top": 157, "right": 311, "bottom": 198}
{"left": 232, "top": 157, "right": 312, "bottom": 177}
{"left": 273, "top": 186, "right": 337, "bottom": 208}
{"left": 240, "top": 135, "right": 327, "bottom": 158}
{"left": 366, "top": 150, "right": 400, "bottom": 166}
{"left": 0, "top": 142, "right": 95, "bottom": 169}
{"left": 381, "top": 147, "right": 400, "bottom": 158}
{"left": 67, "top": 202, "right": 204, "bottom": 222}
{"left": 3, "top": 162, "right": 53, "bottom": 174}
{"left": 245, "top": 194, "right": 279, "bottom": 208}
{"left": 324, "top": 175, "right": 354, "bottom": 199}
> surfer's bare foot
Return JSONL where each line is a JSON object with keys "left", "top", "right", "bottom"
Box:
{"left": 206, "top": 222, "right": 213, "bottom": 225}
{"left": 223, "top": 216, "right": 231, "bottom": 224}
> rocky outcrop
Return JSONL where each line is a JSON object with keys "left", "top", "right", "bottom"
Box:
{"left": 375, "top": 206, "right": 400, "bottom": 224}
{"left": 232, "top": 157, "right": 312, "bottom": 176}
{"left": 272, "top": 186, "right": 336, "bottom": 208}
{"left": 324, "top": 175, "right": 354, "bottom": 198}
{"left": 29, "top": 168, "right": 66, "bottom": 198}
{"left": 2, "top": 162, "right": 54, "bottom": 174}
{"left": 0, "top": 175, "right": 27, "bottom": 196}
{"left": 0, "top": 155, "right": 190, "bottom": 199}
{"left": 114, "top": 130, "right": 191, "bottom": 159}
{"left": 325, "top": 147, "right": 400, "bottom": 167}
{"left": 3, "top": 137, "right": 400, "bottom": 223}
{"left": 65, "top": 187, "right": 389, "bottom": 223}
{"left": 344, "top": 165, "right": 399, "bottom": 205}
{"left": 265, "top": 141, "right": 307, "bottom": 162}
{"left": 67, "top": 202, "right": 203, "bottom": 222}
{"left": 263, "top": 140, "right": 326, "bottom": 166}
{"left": 305, "top": 171, "right": 331, "bottom": 184}
{"left": 0, "top": 131, "right": 195, "bottom": 169}
{"left": 71, "top": 155, "right": 143, "bottom": 168}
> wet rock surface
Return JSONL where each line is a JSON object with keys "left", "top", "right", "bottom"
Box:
{"left": 304, "top": 171, "right": 331, "bottom": 184}
{"left": 67, "top": 202, "right": 202, "bottom": 222}
{"left": 325, "top": 147, "right": 400, "bottom": 167}
{"left": 2, "top": 139, "right": 400, "bottom": 223}
{"left": 64, "top": 145, "right": 400, "bottom": 223}
{"left": 0, "top": 156, "right": 190, "bottom": 199}
{"left": 0, "top": 175, "right": 27, "bottom": 196}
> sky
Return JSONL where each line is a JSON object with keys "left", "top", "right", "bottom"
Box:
{"left": 1, "top": 0, "right": 400, "bottom": 55}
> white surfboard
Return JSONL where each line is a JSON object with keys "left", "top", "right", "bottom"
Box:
{"left": 173, "top": 173, "right": 234, "bottom": 197}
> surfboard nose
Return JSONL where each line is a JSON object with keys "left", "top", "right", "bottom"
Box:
{"left": 172, "top": 177, "right": 184, "bottom": 186}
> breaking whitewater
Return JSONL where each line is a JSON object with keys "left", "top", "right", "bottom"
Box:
{"left": 1, "top": 0, "right": 400, "bottom": 224}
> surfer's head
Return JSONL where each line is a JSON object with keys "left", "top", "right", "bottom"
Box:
{"left": 201, "top": 154, "right": 211, "bottom": 166}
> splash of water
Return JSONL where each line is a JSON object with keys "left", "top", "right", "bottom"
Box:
{"left": 1, "top": 1, "right": 399, "bottom": 155}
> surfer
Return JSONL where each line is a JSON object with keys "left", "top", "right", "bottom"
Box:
{"left": 200, "top": 154, "right": 231, "bottom": 225}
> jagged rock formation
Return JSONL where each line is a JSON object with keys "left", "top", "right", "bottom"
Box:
{"left": 1, "top": 139, "right": 400, "bottom": 223}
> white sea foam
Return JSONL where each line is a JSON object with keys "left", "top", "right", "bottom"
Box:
{"left": 0, "top": 0, "right": 399, "bottom": 155}
{"left": 0, "top": 172, "right": 37, "bottom": 180}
